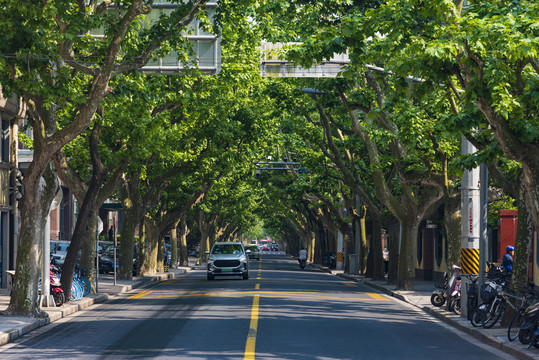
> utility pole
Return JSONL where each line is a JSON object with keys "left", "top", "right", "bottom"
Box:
{"left": 461, "top": 137, "right": 480, "bottom": 275}
{"left": 460, "top": 137, "right": 481, "bottom": 317}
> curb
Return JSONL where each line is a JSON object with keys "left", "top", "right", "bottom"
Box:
{"left": 0, "top": 270, "right": 180, "bottom": 346}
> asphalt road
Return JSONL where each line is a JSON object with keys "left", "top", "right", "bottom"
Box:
{"left": 0, "top": 254, "right": 515, "bottom": 359}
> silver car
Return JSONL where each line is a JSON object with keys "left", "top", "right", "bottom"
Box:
{"left": 207, "top": 242, "right": 249, "bottom": 280}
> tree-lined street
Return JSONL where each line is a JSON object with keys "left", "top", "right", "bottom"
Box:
{"left": 0, "top": 255, "right": 513, "bottom": 359}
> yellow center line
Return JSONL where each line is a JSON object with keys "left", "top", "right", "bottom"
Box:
{"left": 129, "top": 290, "right": 390, "bottom": 302}
{"left": 128, "top": 290, "right": 152, "bottom": 299}
{"left": 244, "top": 284, "right": 260, "bottom": 360}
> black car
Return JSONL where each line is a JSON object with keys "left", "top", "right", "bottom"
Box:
{"left": 99, "top": 246, "right": 138, "bottom": 276}
{"left": 97, "top": 253, "right": 116, "bottom": 274}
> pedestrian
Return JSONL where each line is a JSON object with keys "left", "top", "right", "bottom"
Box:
{"left": 502, "top": 245, "right": 514, "bottom": 274}
{"left": 383, "top": 247, "right": 389, "bottom": 275}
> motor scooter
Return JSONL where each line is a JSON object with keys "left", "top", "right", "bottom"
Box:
{"left": 299, "top": 259, "right": 306, "bottom": 269}
{"left": 431, "top": 265, "right": 461, "bottom": 308}
{"left": 431, "top": 272, "right": 449, "bottom": 307}
{"left": 519, "top": 301, "right": 539, "bottom": 345}
{"left": 49, "top": 264, "right": 65, "bottom": 306}
{"left": 449, "top": 277, "right": 462, "bottom": 315}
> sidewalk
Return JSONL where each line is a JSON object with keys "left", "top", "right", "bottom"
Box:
{"left": 330, "top": 269, "right": 539, "bottom": 360}
{"left": 0, "top": 267, "right": 191, "bottom": 346}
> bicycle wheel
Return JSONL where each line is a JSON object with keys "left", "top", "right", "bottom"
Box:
{"left": 471, "top": 305, "right": 486, "bottom": 327}
{"left": 452, "top": 299, "right": 461, "bottom": 315}
{"left": 508, "top": 311, "right": 525, "bottom": 341}
{"left": 70, "top": 281, "right": 83, "bottom": 301}
{"left": 74, "top": 280, "right": 83, "bottom": 301}
{"left": 484, "top": 299, "right": 505, "bottom": 329}
{"left": 467, "top": 294, "right": 478, "bottom": 321}
{"left": 69, "top": 284, "right": 77, "bottom": 301}
{"left": 80, "top": 276, "right": 91, "bottom": 297}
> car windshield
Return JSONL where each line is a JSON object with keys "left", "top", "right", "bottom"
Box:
{"left": 246, "top": 246, "right": 258, "bottom": 251}
{"left": 211, "top": 244, "right": 244, "bottom": 255}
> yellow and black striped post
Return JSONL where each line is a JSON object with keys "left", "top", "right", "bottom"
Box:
{"left": 461, "top": 248, "right": 480, "bottom": 275}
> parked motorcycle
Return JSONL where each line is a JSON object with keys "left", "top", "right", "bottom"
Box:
{"left": 449, "top": 277, "right": 462, "bottom": 315}
{"left": 431, "top": 272, "right": 449, "bottom": 307}
{"left": 519, "top": 301, "right": 539, "bottom": 345}
{"left": 39, "top": 264, "right": 65, "bottom": 307}
{"left": 465, "top": 274, "right": 479, "bottom": 321}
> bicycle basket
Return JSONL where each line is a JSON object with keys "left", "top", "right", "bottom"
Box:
{"left": 481, "top": 283, "right": 497, "bottom": 303}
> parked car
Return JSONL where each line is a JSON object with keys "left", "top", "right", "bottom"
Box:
{"left": 100, "top": 246, "right": 137, "bottom": 275}
{"left": 245, "top": 245, "right": 260, "bottom": 260}
{"left": 98, "top": 253, "right": 116, "bottom": 274}
{"left": 51, "top": 241, "right": 70, "bottom": 265}
{"left": 206, "top": 242, "right": 249, "bottom": 280}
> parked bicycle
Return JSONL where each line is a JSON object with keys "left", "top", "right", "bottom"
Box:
{"left": 506, "top": 282, "right": 538, "bottom": 342}
{"left": 464, "top": 274, "right": 479, "bottom": 321}
{"left": 471, "top": 263, "right": 512, "bottom": 328}
{"left": 76, "top": 267, "right": 91, "bottom": 297}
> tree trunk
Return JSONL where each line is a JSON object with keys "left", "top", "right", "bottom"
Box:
{"left": 444, "top": 198, "right": 462, "bottom": 269}
{"left": 359, "top": 207, "right": 368, "bottom": 274}
{"left": 137, "top": 222, "right": 145, "bottom": 275}
{"left": 79, "top": 210, "right": 99, "bottom": 294}
{"left": 171, "top": 226, "right": 178, "bottom": 268}
{"left": 372, "top": 218, "right": 384, "bottom": 280}
{"left": 387, "top": 219, "right": 400, "bottom": 285}
{"left": 514, "top": 191, "right": 533, "bottom": 287}
{"left": 157, "top": 232, "right": 165, "bottom": 273}
{"left": 398, "top": 216, "right": 419, "bottom": 290}
{"left": 141, "top": 216, "right": 159, "bottom": 274}
{"left": 179, "top": 218, "right": 189, "bottom": 267}
{"left": 5, "top": 166, "right": 57, "bottom": 316}
{"left": 118, "top": 189, "right": 139, "bottom": 280}
{"left": 60, "top": 169, "right": 107, "bottom": 297}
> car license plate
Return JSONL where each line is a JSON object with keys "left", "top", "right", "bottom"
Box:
{"left": 222, "top": 269, "right": 232, "bottom": 273}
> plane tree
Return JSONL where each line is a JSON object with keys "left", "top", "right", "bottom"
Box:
{"left": 53, "top": 122, "right": 128, "bottom": 296}
{"left": 361, "top": 0, "right": 539, "bottom": 231}
{"left": 0, "top": 0, "right": 217, "bottom": 316}
{"left": 255, "top": 0, "right": 466, "bottom": 289}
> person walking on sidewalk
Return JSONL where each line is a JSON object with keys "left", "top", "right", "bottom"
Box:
{"left": 502, "top": 245, "right": 514, "bottom": 274}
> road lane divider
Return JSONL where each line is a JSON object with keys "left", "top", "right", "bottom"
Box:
{"left": 244, "top": 284, "right": 260, "bottom": 360}
{"left": 128, "top": 290, "right": 152, "bottom": 299}
{"left": 127, "top": 289, "right": 390, "bottom": 302}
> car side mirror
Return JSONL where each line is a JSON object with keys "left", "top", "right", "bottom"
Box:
{"left": 246, "top": 250, "right": 251, "bottom": 254}
{"left": 205, "top": 251, "right": 210, "bottom": 255}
